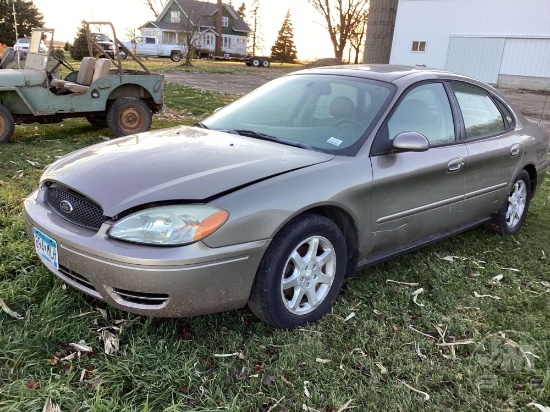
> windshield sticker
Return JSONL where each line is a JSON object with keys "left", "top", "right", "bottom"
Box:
{"left": 327, "top": 137, "right": 343, "bottom": 147}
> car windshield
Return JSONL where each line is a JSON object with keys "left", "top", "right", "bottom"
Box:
{"left": 17, "top": 38, "right": 30, "bottom": 44}
{"left": 202, "top": 74, "right": 394, "bottom": 156}
{"left": 93, "top": 33, "right": 111, "bottom": 42}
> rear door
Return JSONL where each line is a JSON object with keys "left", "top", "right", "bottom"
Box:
{"left": 369, "top": 82, "right": 468, "bottom": 254}
{"left": 448, "top": 82, "right": 522, "bottom": 223}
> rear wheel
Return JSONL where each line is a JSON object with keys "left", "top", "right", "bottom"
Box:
{"left": 170, "top": 51, "right": 182, "bottom": 62}
{"left": 107, "top": 98, "right": 152, "bottom": 137}
{"left": 262, "top": 59, "right": 270, "bottom": 68}
{"left": 0, "top": 104, "right": 15, "bottom": 144}
{"left": 251, "top": 58, "right": 261, "bottom": 67}
{"left": 485, "top": 170, "right": 531, "bottom": 235}
{"left": 248, "top": 214, "right": 347, "bottom": 328}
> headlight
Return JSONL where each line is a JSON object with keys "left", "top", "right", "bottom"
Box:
{"left": 108, "top": 205, "right": 229, "bottom": 246}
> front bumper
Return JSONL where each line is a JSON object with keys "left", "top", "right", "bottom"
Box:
{"left": 24, "top": 189, "right": 269, "bottom": 317}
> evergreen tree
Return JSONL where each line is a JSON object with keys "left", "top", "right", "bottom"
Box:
{"left": 270, "top": 10, "right": 297, "bottom": 63}
{"left": 0, "top": 0, "right": 44, "bottom": 46}
{"left": 70, "top": 24, "right": 89, "bottom": 61}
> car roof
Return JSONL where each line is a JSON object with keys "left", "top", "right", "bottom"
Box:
{"left": 293, "top": 64, "right": 461, "bottom": 84}
{"left": 16, "top": 38, "right": 30, "bottom": 43}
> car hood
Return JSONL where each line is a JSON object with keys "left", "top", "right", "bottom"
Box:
{"left": 42, "top": 126, "right": 335, "bottom": 216}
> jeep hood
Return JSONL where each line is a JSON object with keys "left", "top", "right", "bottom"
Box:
{"left": 42, "top": 126, "right": 334, "bottom": 216}
{"left": 0, "top": 69, "right": 26, "bottom": 86}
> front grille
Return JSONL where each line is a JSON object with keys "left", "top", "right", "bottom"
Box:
{"left": 112, "top": 288, "right": 169, "bottom": 306}
{"left": 46, "top": 185, "right": 108, "bottom": 230}
{"left": 58, "top": 265, "right": 97, "bottom": 292}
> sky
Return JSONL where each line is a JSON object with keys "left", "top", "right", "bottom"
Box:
{"left": 32, "top": 0, "right": 334, "bottom": 61}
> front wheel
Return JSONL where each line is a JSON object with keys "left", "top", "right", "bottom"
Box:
{"left": 107, "top": 98, "right": 152, "bottom": 137}
{"left": 485, "top": 170, "right": 532, "bottom": 235}
{"left": 170, "top": 52, "right": 182, "bottom": 62}
{"left": 248, "top": 214, "right": 347, "bottom": 328}
{"left": 0, "top": 104, "right": 15, "bottom": 144}
{"left": 119, "top": 50, "right": 127, "bottom": 59}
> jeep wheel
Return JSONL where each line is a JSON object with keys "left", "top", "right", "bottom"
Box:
{"left": 0, "top": 104, "right": 15, "bottom": 144}
{"left": 107, "top": 98, "right": 152, "bottom": 137}
{"left": 170, "top": 52, "right": 182, "bottom": 62}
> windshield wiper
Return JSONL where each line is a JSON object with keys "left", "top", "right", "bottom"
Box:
{"left": 195, "top": 122, "right": 209, "bottom": 129}
{"left": 230, "top": 129, "right": 315, "bottom": 151}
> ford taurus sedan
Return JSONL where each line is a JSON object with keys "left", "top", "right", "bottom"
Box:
{"left": 24, "top": 65, "right": 549, "bottom": 328}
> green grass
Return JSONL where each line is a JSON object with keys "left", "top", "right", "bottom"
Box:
{"left": 1, "top": 85, "right": 549, "bottom": 411}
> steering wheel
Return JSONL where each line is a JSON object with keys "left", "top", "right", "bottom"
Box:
{"left": 335, "top": 118, "right": 364, "bottom": 129}
{"left": 48, "top": 50, "right": 74, "bottom": 78}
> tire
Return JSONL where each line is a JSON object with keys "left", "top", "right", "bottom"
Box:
{"left": 251, "top": 58, "right": 261, "bottom": 67}
{"left": 262, "top": 59, "right": 270, "bottom": 68}
{"left": 485, "top": 170, "right": 531, "bottom": 235}
{"left": 107, "top": 98, "right": 152, "bottom": 137}
{"left": 0, "top": 104, "right": 15, "bottom": 144}
{"left": 170, "top": 52, "right": 182, "bottom": 62}
{"left": 119, "top": 50, "right": 127, "bottom": 59}
{"left": 85, "top": 114, "right": 108, "bottom": 128}
{"left": 248, "top": 214, "right": 347, "bottom": 328}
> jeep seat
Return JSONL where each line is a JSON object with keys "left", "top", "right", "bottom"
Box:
{"left": 51, "top": 56, "right": 96, "bottom": 89}
{"left": 65, "top": 58, "right": 111, "bottom": 94}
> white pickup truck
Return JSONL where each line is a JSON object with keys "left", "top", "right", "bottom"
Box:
{"left": 120, "top": 36, "right": 186, "bottom": 62}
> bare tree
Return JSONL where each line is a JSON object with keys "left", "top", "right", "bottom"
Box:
{"left": 248, "top": 0, "right": 263, "bottom": 55}
{"left": 142, "top": 0, "right": 169, "bottom": 17}
{"left": 349, "top": 11, "right": 368, "bottom": 64}
{"left": 308, "top": 0, "right": 370, "bottom": 61}
{"left": 176, "top": 0, "right": 209, "bottom": 66}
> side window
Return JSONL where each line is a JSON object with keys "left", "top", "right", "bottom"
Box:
{"left": 494, "top": 98, "right": 515, "bottom": 129}
{"left": 450, "top": 82, "right": 506, "bottom": 139}
{"left": 386, "top": 82, "right": 455, "bottom": 145}
{"left": 145, "top": 37, "right": 155, "bottom": 44}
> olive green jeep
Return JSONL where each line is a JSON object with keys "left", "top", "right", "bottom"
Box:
{"left": 0, "top": 22, "right": 164, "bottom": 144}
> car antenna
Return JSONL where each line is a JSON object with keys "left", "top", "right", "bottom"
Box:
{"left": 540, "top": 92, "right": 550, "bottom": 126}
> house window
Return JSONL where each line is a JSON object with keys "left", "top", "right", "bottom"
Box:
{"left": 411, "top": 41, "right": 427, "bottom": 52}
{"left": 171, "top": 11, "right": 181, "bottom": 23}
{"left": 206, "top": 34, "right": 214, "bottom": 45}
{"left": 163, "top": 31, "right": 177, "bottom": 44}
{"left": 222, "top": 16, "right": 229, "bottom": 27}
{"left": 236, "top": 38, "right": 245, "bottom": 44}
{"left": 222, "top": 36, "right": 231, "bottom": 48}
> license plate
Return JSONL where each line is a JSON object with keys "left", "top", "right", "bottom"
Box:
{"left": 33, "top": 227, "right": 59, "bottom": 270}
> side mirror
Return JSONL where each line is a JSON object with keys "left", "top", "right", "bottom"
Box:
{"left": 391, "top": 132, "right": 430, "bottom": 153}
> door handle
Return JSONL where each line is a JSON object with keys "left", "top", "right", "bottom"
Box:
{"left": 510, "top": 144, "right": 521, "bottom": 156}
{"left": 447, "top": 157, "right": 465, "bottom": 172}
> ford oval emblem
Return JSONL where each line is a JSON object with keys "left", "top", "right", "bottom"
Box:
{"left": 60, "top": 200, "right": 74, "bottom": 214}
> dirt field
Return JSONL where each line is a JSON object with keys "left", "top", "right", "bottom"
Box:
{"left": 164, "top": 69, "right": 550, "bottom": 132}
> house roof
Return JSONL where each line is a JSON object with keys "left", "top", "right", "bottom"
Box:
{"left": 172, "top": 0, "right": 251, "bottom": 33}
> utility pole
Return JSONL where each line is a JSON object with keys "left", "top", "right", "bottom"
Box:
{"left": 215, "top": 0, "right": 223, "bottom": 55}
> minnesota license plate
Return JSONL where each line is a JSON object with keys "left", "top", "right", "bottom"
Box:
{"left": 33, "top": 227, "right": 58, "bottom": 270}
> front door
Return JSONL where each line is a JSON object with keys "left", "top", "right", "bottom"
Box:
{"left": 369, "top": 82, "right": 467, "bottom": 255}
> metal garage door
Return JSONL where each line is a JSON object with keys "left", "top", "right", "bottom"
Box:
{"left": 445, "top": 37, "right": 505, "bottom": 83}
{"left": 500, "top": 38, "right": 550, "bottom": 77}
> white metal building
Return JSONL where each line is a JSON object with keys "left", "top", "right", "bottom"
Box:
{"left": 389, "top": 0, "right": 550, "bottom": 89}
